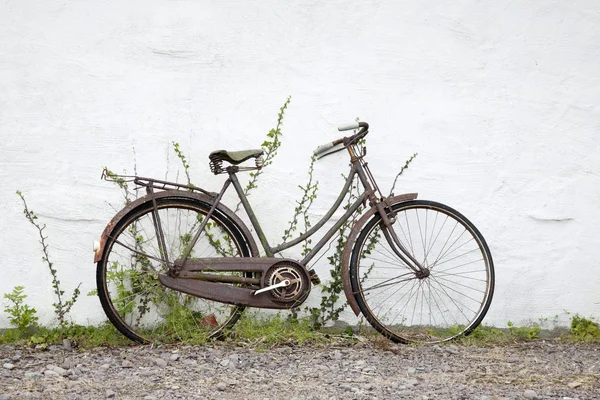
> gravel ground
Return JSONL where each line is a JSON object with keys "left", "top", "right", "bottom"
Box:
{"left": 1, "top": 340, "right": 599, "bottom": 400}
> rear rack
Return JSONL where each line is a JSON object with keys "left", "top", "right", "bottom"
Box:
{"left": 101, "top": 168, "right": 218, "bottom": 197}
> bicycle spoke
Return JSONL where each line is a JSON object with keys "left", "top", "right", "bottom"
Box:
{"left": 99, "top": 200, "right": 248, "bottom": 344}
{"left": 351, "top": 201, "right": 493, "bottom": 344}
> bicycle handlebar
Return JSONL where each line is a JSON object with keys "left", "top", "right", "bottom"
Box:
{"left": 313, "top": 122, "right": 370, "bottom": 159}
{"left": 338, "top": 122, "right": 360, "bottom": 131}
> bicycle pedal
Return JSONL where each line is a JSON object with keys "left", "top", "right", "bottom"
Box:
{"left": 253, "top": 279, "right": 291, "bottom": 296}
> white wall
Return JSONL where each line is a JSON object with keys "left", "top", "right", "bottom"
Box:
{"left": 1, "top": 0, "right": 599, "bottom": 328}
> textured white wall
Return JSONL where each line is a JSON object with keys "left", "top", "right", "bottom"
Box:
{"left": 1, "top": 1, "right": 599, "bottom": 328}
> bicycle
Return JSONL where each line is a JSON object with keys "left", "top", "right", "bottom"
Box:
{"left": 93, "top": 121, "right": 494, "bottom": 344}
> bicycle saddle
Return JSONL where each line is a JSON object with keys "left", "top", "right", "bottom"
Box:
{"left": 209, "top": 149, "right": 264, "bottom": 165}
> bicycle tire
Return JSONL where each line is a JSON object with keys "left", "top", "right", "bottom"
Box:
{"left": 96, "top": 196, "right": 253, "bottom": 344}
{"left": 349, "top": 200, "right": 494, "bottom": 344}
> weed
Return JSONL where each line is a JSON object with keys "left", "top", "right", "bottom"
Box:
{"left": 568, "top": 315, "right": 600, "bottom": 342}
{"left": 3, "top": 286, "right": 38, "bottom": 335}
{"left": 230, "top": 312, "right": 331, "bottom": 347}
{"left": 507, "top": 321, "right": 541, "bottom": 340}
{"left": 16, "top": 191, "right": 81, "bottom": 328}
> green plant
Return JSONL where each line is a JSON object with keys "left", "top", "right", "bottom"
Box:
{"left": 238, "top": 96, "right": 291, "bottom": 207}
{"left": 3, "top": 286, "right": 39, "bottom": 334}
{"left": 172, "top": 141, "right": 192, "bottom": 185}
{"left": 16, "top": 191, "right": 81, "bottom": 328}
{"left": 389, "top": 152, "right": 418, "bottom": 196}
{"left": 507, "top": 320, "right": 541, "bottom": 340}
{"left": 281, "top": 155, "right": 319, "bottom": 256}
{"left": 569, "top": 315, "right": 600, "bottom": 342}
{"left": 230, "top": 312, "right": 330, "bottom": 347}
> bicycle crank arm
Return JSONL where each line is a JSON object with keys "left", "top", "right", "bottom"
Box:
{"left": 253, "top": 279, "right": 291, "bottom": 296}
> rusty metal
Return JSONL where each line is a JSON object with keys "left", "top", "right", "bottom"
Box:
{"left": 340, "top": 192, "right": 418, "bottom": 316}
{"left": 172, "top": 179, "right": 233, "bottom": 276}
{"left": 178, "top": 257, "right": 271, "bottom": 273}
{"left": 262, "top": 261, "right": 310, "bottom": 303}
{"left": 147, "top": 185, "right": 171, "bottom": 267}
{"left": 178, "top": 272, "right": 261, "bottom": 285}
{"left": 93, "top": 189, "right": 260, "bottom": 263}
{"left": 102, "top": 168, "right": 217, "bottom": 197}
{"left": 159, "top": 258, "right": 311, "bottom": 309}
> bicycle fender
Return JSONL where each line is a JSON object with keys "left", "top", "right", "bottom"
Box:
{"left": 93, "top": 190, "right": 260, "bottom": 263}
{"left": 341, "top": 192, "right": 418, "bottom": 316}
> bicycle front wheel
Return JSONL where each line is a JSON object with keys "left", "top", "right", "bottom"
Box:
{"left": 349, "top": 200, "right": 494, "bottom": 343}
{"left": 96, "top": 197, "right": 252, "bottom": 344}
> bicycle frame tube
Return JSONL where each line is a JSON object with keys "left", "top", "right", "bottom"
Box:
{"left": 177, "top": 156, "right": 422, "bottom": 273}
{"left": 229, "top": 164, "right": 365, "bottom": 261}
{"left": 175, "top": 178, "right": 232, "bottom": 266}
{"left": 353, "top": 155, "right": 425, "bottom": 273}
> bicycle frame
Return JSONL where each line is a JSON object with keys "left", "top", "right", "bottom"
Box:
{"left": 94, "top": 120, "right": 495, "bottom": 345}
{"left": 171, "top": 143, "right": 426, "bottom": 276}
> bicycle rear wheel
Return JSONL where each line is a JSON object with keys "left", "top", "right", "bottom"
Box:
{"left": 349, "top": 200, "right": 494, "bottom": 343}
{"left": 96, "top": 197, "right": 252, "bottom": 344}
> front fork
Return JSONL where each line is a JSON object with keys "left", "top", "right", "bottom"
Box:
{"left": 375, "top": 200, "right": 429, "bottom": 278}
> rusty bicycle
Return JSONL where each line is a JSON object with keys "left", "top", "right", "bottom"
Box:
{"left": 93, "top": 122, "right": 494, "bottom": 344}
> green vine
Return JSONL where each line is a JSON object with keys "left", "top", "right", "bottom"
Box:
{"left": 16, "top": 191, "right": 81, "bottom": 328}
{"left": 235, "top": 96, "right": 291, "bottom": 212}
{"left": 390, "top": 152, "right": 418, "bottom": 196}
{"left": 172, "top": 141, "right": 192, "bottom": 186}
{"left": 281, "top": 155, "right": 319, "bottom": 257}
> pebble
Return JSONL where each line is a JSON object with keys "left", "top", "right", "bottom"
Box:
{"left": 47, "top": 364, "right": 68, "bottom": 376}
{"left": 63, "top": 339, "right": 72, "bottom": 351}
{"left": 406, "top": 378, "right": 419, "bottom": 387}
{"left": 3, "top": 363, "right": 14, "bottom": 370}
{"left": 524, "top": 389, "right": 538, "bottom": 399}
{"left": 44, "top": 370, "right": 61, "bottom": 377}
{"left": 567, "top": 381, "right": 582, "bottom": 389}
{"left": 106, "top": 389, "right": 116, "bottom": 398}
{"left": 0, "top": 341, "right": 597, "bottom": 399}
{"left": 153, "top": 358, "right": 168, "bottom": 368}
{"left": 507, "top": 356, "right": 520, "bottom": 363}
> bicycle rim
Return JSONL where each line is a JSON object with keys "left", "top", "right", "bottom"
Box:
{"left": 350, "top": 200, "right": 494, "bottom": 344}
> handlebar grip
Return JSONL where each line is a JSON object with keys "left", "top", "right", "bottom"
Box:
{"left": 313, "top": 142, "right": 334, "bottom": 156}
{"left": 338, "top": 122, "right": 360, "bottom": 132}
